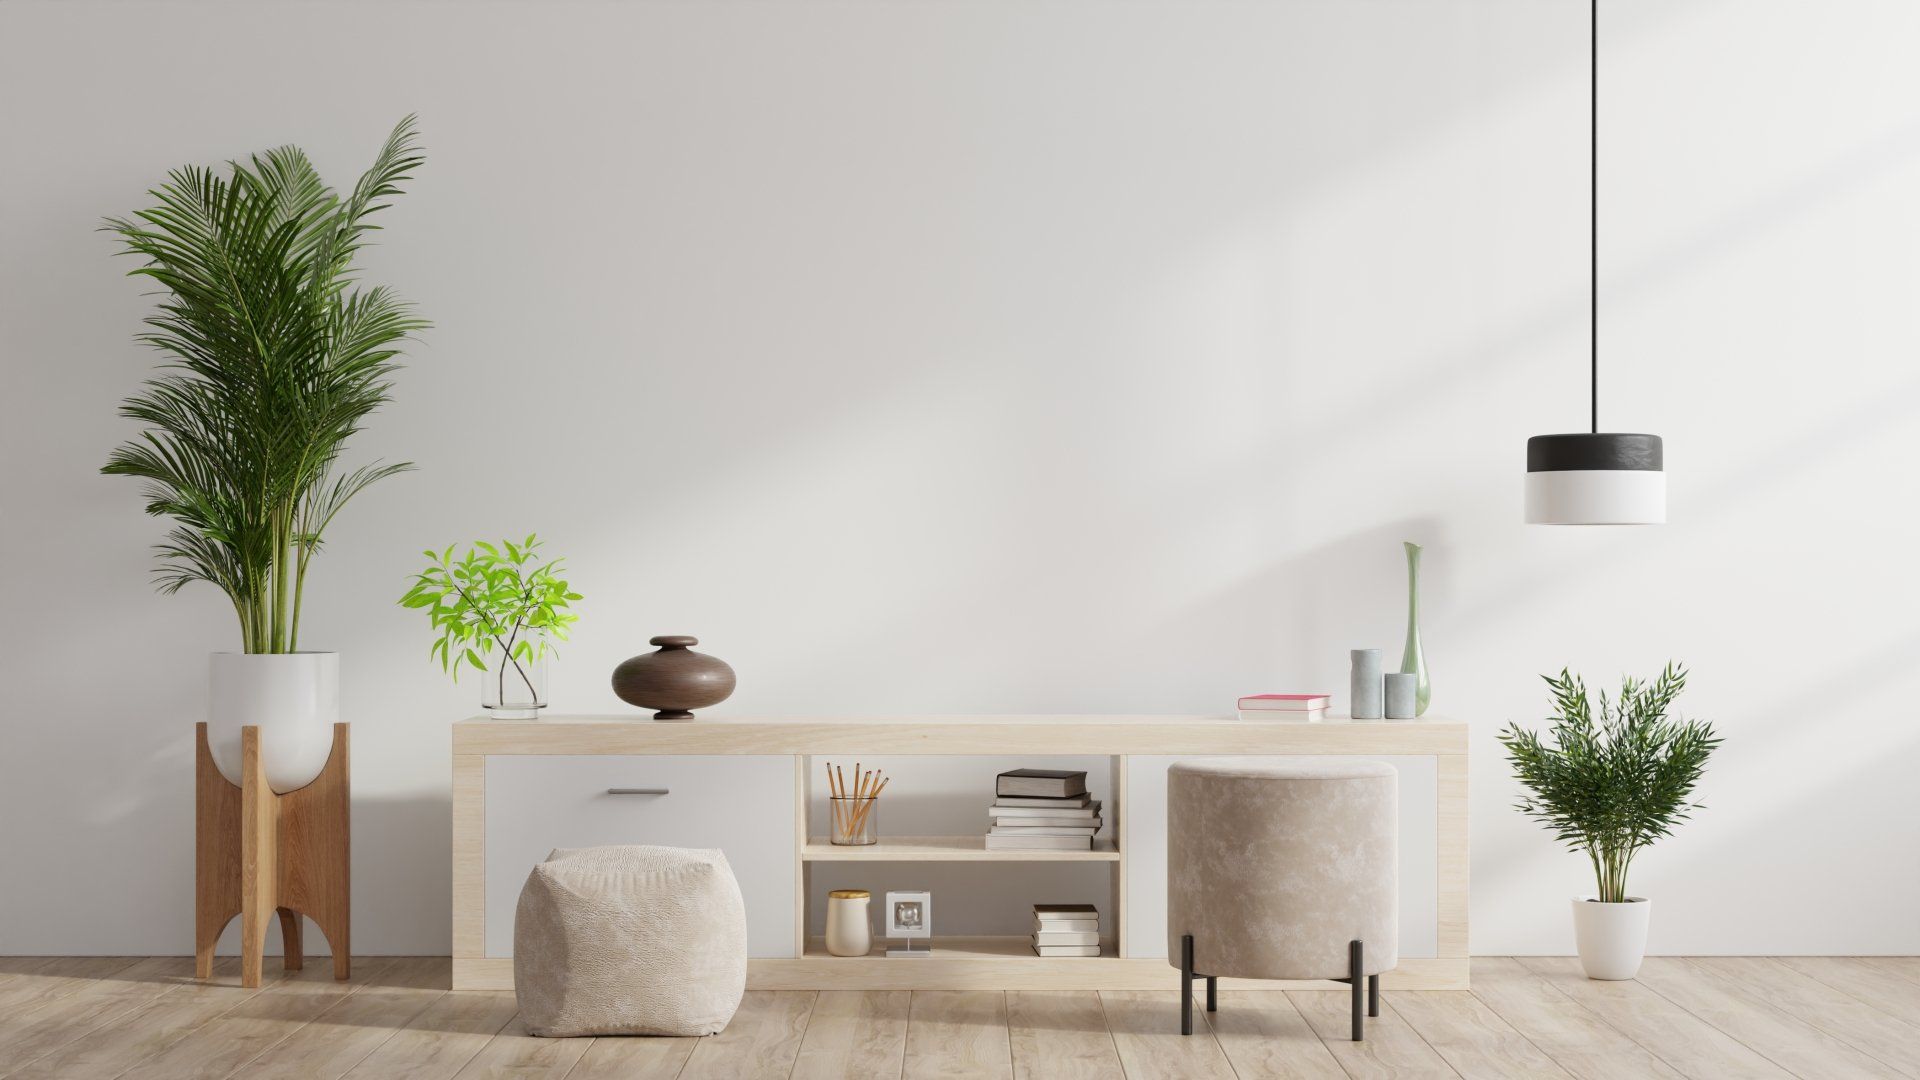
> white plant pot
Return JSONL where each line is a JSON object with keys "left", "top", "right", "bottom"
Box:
{"left": 1571, "top": 896, "right": 1651, "bottom": 980}
{"left": 208, "top": 652, "right": 340, "bottom": 794}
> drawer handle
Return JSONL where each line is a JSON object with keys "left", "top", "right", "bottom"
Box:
{"left": 607, "top": 787, "right": 670, "bottom": 796}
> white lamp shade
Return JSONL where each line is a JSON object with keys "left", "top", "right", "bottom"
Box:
{"left": 1524, "top": 469, "right": 1666, "bottom": 525}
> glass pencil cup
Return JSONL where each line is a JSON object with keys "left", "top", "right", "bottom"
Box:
{"left": 830, "top": 796, "right": 877, "bottom": 845}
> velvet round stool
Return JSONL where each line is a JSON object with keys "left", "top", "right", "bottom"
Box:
{"left": 1167, "top": 759, "right": 1398, "bottom": 1040}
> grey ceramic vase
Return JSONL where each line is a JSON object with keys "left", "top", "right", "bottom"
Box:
{"left": 1349, "top": 648, "right": 1384, "bottom": 720}
{"left": 1400, "top": 540, "right": 1431, "bottom": 716}
{"left": 611, "top": 635, "right": 736, "bottom": 721}
{"left": 1384, "top": 672, "right": 1418, "bottom": 720}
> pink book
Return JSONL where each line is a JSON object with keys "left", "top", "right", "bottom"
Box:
{"left": 1237, "top": 693, "right": 1332, "bottom": 711}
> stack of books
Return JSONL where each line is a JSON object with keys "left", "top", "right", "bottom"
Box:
{"left": 1236, "top": 692, "right": 1331, "bottom": 722}
{"left": 1032, "top": 903, "right": 1100, "bottom": 956}
{"left": 985, "top": 769, "right": 1101, "bottom": 850}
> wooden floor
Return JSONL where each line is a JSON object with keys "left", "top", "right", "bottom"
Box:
{"left": 3, "top": 956, "right": 1918, "bottom": 1079}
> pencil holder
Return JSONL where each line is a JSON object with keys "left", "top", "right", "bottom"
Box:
{"left": 830, "top": 796, "right": 877, "bottom": 845}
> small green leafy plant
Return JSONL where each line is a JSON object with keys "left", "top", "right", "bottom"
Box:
{"left": 400, "top": 536, "right": 581, "bottom": 705}
{"left": 1499, "top": 663, "right": 1720, "bottom": 904}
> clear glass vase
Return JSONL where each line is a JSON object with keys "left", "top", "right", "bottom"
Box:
{"left": 483, "top": 640, "right": 548, "bottom": 720}
{"left": 830, "top": 797, "right": 877, "bottom": 845}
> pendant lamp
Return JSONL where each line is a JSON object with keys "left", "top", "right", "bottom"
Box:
{"left": 1525, "top": 0, "right": 1665, "bottom": 525}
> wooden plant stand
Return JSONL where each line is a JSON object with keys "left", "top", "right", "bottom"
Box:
{"left": 195, "top": 721, "right": 350, "bottom": 988}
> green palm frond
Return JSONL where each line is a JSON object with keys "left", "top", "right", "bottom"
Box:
{"left": 102, "top": 117, "right": 427, "bottom": 653}
{"left": 1499, "top": 663, "right": 1721, "bottom": 902}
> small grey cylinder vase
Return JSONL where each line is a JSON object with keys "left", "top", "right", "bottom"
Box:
{"left": 1384, "top": 673, "right": 1417, "bottom": 719}
{"left": 1350, "top": 649, "right": 1384, "bottom": 719}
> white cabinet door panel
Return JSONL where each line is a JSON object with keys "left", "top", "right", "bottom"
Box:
{"left": 1123, "top": 754, "right": 1437, "bottom": 959}
{"left": 484, "top": 755, "right": 795, "bottom": 958}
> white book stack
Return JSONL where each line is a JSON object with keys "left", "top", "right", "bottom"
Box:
{"left": 1032, "top": 904, "right": 1100, "bottom": 956}
{"left": 986, "top": 769, "right": 1099, "bottom": 850}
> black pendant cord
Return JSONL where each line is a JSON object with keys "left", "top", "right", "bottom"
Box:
{"left": 1590, "top": 0, "right": 1599, "bottom": 434}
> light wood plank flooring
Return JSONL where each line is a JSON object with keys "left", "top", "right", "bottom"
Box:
{"left": 1, "top": 956, "right": 1916, "bottom": 1079}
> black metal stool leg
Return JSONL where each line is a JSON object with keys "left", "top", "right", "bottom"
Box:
{"left": 1349, "top": 940, "right": 1365, "bottom": 1041}
{"left": 1206, "top": 975, "right": 1217, "bottom": 1012}
{"left": 1369, "top": 973, "right": 1380, "bottom": 1017}
{"left": 1181, "top": 934, "right": 1195, "bottom": 1036}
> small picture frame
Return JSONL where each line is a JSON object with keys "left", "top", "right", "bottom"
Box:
{"left": 885, "top": 890, "right": 932, "bottom": 957}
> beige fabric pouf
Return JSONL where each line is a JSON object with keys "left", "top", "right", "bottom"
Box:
{"left": 1167, "top": 759, "right": 1397, "bottom": 1040}
{"left": 514, "top": 845, "right": 747, "bottom": 1037}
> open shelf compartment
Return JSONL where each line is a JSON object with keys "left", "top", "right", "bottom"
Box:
{"left": 803, "top": 835, "right": 1120, "bottom": 862}
{"left": 803, "top": 934, "right": 1115, "bottom": 959}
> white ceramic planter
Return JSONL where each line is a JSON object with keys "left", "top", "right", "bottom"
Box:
{"left": 208, "top": 652, "right": 340, "bottom": 794}
{"left": 1571, "top": 896, "right": 1651, "bottom": 980}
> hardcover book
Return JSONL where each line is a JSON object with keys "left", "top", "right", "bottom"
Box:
{"left": 986, "top": 825, "right": 1099, "bottom": 836}
{"left": 1034, "top": 917, "right": 1099, "bottom": 933}
{"left": 1236, "top": 707, "right": 1327, "bottom": 723}
{"left": 995, "top": 769, "right": 1088, "bottom": 798}
{"left": 1237, "top": 693, "right": 1332, "bottom": 711}
{"left": 990, "top": 802, "right": 1101, "bottom": 819}
{"left": 984, "top": 833, "right": 1091, "bottom": 850}
{"left": 993, "top": 793, "right": 1094, "bottom": 809}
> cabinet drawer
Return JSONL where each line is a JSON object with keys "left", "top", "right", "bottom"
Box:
{"left": 484, "top": 755, "right": 795, "bottom": 958}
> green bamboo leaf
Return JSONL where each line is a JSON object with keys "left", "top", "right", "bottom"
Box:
{"left": 1500, "top": 662, "right": 1717, "bottom": 903}
{"left": 101, "top": 120, "right": 426, "bottom": 653}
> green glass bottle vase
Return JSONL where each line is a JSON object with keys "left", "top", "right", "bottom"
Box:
{"left": 1401, "top": 541, "right": 1431, "bottom": 716}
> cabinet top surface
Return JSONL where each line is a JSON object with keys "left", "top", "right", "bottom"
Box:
{"left": 456, "top": 713, "right": 1459, "bottom": 726}
{"left": 453, "top": 714, "right": 1468, "bottom": 755}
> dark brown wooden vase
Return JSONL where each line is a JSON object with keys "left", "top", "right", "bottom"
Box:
{"left": 611, "top": 635, "right": 736, "bottom": 721}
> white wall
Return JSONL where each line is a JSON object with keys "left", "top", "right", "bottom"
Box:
{"left": 3, "top": 0, "right": 1917, "bottom": 957}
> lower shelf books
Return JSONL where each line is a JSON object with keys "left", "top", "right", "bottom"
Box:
{"left": 1035, "top": 917, "right": 1098, "bottom": 933}
{"left": 1033, "top": 903, "right": 1100, "bottom": 956}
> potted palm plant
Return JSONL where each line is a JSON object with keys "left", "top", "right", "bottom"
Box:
{"left": 102, "top": 118, "right": 426, "bottom": 792}
{"left": 1499, "top": 663, "right": 1720, "bottom": 980}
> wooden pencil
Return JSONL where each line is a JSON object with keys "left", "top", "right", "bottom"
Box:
{"left": 849, "top": 774, "right": 888, "bottom": 837}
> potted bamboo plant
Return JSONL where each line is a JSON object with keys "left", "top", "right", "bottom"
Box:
{"left": 1499, "top": 663, "right": 1720, "bottom": 979}
{"left": 102, "top": 118, "right": 426, "bottom": 792}
{"left": 400, "top": 536, "right": 581, "bottom": 719}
